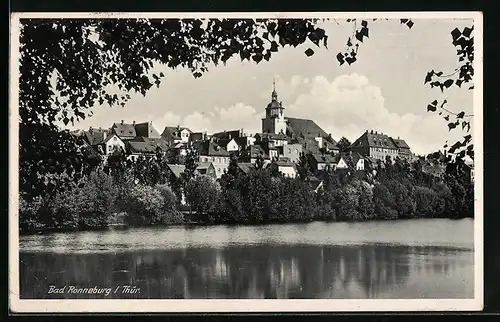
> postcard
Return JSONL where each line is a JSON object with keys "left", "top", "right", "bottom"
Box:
{"left": 9, "top": 11, "right": 483, "bottom": 313}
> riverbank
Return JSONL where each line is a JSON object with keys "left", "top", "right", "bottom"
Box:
{"left": 18, "top": 210, "right": 473, "bottom": 236}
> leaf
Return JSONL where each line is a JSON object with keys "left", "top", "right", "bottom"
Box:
{"left": 456, "top": 111, "right": 465, "bottom": 119}
{"left": 441, "top": 99, "right": 448, "bottom": 107}
{"left": 444, "top": 115, "right": 450, "bottom": 121}
{"left": 406, "top": 20, "right": 414, "bottom": 29}
{"left": 443, "top": 79, "right": 454, "bottom": 88}
{"left": 347, "top": 37, "right": 352, "bottom": 47}
{"left": 345, "top": 55, "right": 357, "bottom": 65}
{"left": 400, "top": 19, "right": 409, "bottom": 24}
{"left": 336, "top": 53, "right": 345, "bottom": 66}
{"left": 323, "top": 35, "right": 328, "bottom": 48}
{"left": 304, "top": 48, "right": 315, "bottom": 57}
{"left": 456, "top": 79, "right": 463, "bottom": 87}
{"left": 270, "top": 41, "right": 278, "bottom": 52}
{"left": 424, "top": 70, "right": 434, "bottom": 84}
{"left": 451, "top": 28, "right": 462, "bottom": 41}
{"left": 448, "top": 122, "right": 457, "bottom": 131}
{"left": 355, "top": 30, "right": 364, "bottom": 42}
{"left": 431, "top": 100, "right": 438, "bottom": 106}
{"left": 361, "top": 20, "right": 368, "bottom": 27}
{"left": 427, "top": 104, "right": 437, "bottom": 112}
{"left": 252, "top": 53, "right": 263, "bottom": 63}
{"left": 462, "top": 26, "right": 473, "bottom": 38}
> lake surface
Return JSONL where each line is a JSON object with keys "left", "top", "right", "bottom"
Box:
{"left": 19, "top": 218, "right": 474, "bottom": 299}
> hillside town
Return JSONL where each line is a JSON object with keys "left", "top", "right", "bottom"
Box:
{"left": 70, "top": 83, "right": 474, "bottom": 189}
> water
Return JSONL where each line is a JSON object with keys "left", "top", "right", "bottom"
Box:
{"left": 19, "top": 218, "right": 474, "bottom": 299}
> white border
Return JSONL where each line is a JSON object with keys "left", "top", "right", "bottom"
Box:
{"left": 9, "top": 11, "right": 484, "bottom": 313}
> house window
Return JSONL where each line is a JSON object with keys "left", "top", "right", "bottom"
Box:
{"left": 295, "top": 149, "right": 298, "bottom": 154}
{"left": 288, "top": 148, "right": 291, "bottom": 153}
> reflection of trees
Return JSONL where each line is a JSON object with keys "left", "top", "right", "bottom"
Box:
{"left": 19, "top": 244, "right": 473, "bottom": 299}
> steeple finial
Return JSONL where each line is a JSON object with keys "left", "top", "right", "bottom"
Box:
{"left": 272, "top": 78, "right": 278, "bottom": 101}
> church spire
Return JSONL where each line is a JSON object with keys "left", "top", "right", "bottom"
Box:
{"left": 271, "top": 78, "right": 278, "bottom": 101}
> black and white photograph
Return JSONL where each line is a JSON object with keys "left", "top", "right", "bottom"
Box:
{"left": 9, "top": 12, "right": 483, "bottom": 312}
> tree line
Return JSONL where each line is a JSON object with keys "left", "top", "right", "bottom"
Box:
{"left": 19, "top": 148, "right": 474, "bottom": 234}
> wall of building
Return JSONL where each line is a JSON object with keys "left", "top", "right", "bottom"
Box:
{"left": 104, "top": 135, "right": 125, "bottom": 155}
{"left": 278, "top": 166, "right": 296, "bottom": 178}
{"left": 283, "top": 144, "right": 302, "bottom": 163}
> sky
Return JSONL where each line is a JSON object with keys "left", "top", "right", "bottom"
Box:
{"left": 66, "top": 18, "right": 475, "bottom": 156}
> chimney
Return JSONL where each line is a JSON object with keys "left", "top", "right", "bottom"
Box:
{"left": 177, "top": 125, "right": 180, "bottom": 130}
{"left": 133, "top": 120, "right": 135, "bottom": 125}
{"left": 89, "top": 126, "right": 93, "bottom": 134}
{"left": 103, "top": 130, "right": 107, "bottom": 140}
{"left": 121, "top": 120, "right": 124, "bottom": 125}
{"left": 370, "top": 130, "right": 373, "bottom": 134}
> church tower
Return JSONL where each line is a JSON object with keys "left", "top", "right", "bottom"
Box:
{"left": 262, "top": 79, "right": 286, "bottom": 135}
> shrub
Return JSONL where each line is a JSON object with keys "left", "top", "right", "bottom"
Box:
{"left": 373, "top": 184, "right": 398, "bottom": 220}
{"left": 185, "top": 174, "right": 222, "bottom": 222}
{"left": 413, "top": 186, "right": 441, "bottom": 218}
{"left": 119, "top": 184, "right": 165, "bottom": 226}
{"left": 19, "top": 196, "right": 46, "bottom": 232}
{"left": 155, "top": 184, "right": 185, "bottom": 224}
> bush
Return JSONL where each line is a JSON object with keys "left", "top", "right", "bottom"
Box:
{"left": 373, "top": 184, "right": 398, "bottom": 220}
{"left": 76, "top": 171, "right": 116, "bottom": 229}
{"left": 19, "top": 196, "right": 46, "bottom": 232}
{"left": 413, "top": 186, "right": 441, "bottom": 218}
{"left": 119, "top": 184, "right": 165, "bottom": 226}
{"left": 185, "top": 174, "right": 222, "bottom": 222}
{"left": 155, "top": 184, "right": 185, "bottom": 224}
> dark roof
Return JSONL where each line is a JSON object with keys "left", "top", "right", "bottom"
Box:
{"left": 390, "top": 137, "right": 411, "bottom": 150}
{"left": 241, "top": 144, "right": 269, "bottom": 159}
{"left": 112, "top": 123, "right": 137, "bottom": 138}
{"left": 232, "top": 137, "right": 249, "bottom": 147}
{"left": 237, "top": 163, "right": 255, "bottom": 174}
{"left": 213, "top": 130, "right": 242, "bottom": 139}
{"left": 195, "top": 140, "right": 230, "bottom": 157}
{"left": 216, "top": 138, "right": 231, "bottom": 148}
{"left": 134, "top": 122, "right": 161, "bottom": 138}
{"left": 166, "top": 164, "right": 186, "bottom": 179}
{"left": 267, "top": 99, "right": 283, "bottom": 109}
{"left": 311, "top": 153, "right": 337, "bottom": 164}
{"left": 189, "top": 132, "right": 205, "bottom": 142}
{"left": 285, "top": 117, "right": 329, "bottom": 139}
{"left": 351, "top": 131, "right": 398, "bottom": 149}
{"left": 161, "top": 126, "right": 192, "bottom": 140}
{"left": 83, "top": 130, "right": 105, "bottom": 146}
{"left": 293, "top": 137, "right": 321, "bottom": 154}
{"left": 126, "top": 141, "right": 158, "bottom": 154}
{"left": 255, "top": 132, "right": 289, "bottom": 141}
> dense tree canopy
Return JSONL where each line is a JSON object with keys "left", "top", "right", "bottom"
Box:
{"left": 17, "top": 18, "right": 475, "bottom": 198}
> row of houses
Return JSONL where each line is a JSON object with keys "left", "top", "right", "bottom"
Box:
{"left": 71, "top": 82, "right": 473, "bottom": 185}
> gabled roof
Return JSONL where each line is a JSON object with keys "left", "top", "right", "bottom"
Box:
{"left": 240, "top": 144, "right": 269, "bottom": 159}
{"left": 311, "top": 153, "right": 337, "bottom": 164}
{"left": 306, "top": 177, "right": 323, "bottom": 191}
{"left": 237, "top": 163, "right": 255, "bottom": 174}
{"left": 255, "top": 132, "right": 289, "bottom": 141}
{"left": 285, "top": 117, "right": 329, "bottom": 139}
{"left": 390, "top": 137, "right": 411, "bottom": 150}
{"left": 166, "top": 164, "right": 186, "bottom": 179}
{"left": 195, "top": 140, "right": 230, "bottom": 157}
{"left": 351, "top": 131, "right": 398, "bottom": 149}
{"left": 134, "top": 122, "right": 161, "bottom": 138}
{"left": 129, "top": 136, "right": 169, "bottom": 150}
{"left": 83, "top": 130, "right": 108, "bottom": 146}
{"left": 161, "top": 126, "right": 192, "bottom": 140}
{"left": 213, "top": 130, "right": 241, "bottom": 140}
{"left": 112, "top": 123, "right": 137, "bottom": 138}
{"left": 216, "top": 138, "right": 231, "bottom": 148}
{"left": 102, "top": 133, "right": 123, "bottom": 144}
{"left": 232, "top": 137, "right": 249, "bottom": 147}
{"left": 126, "top": 141, "right": 158, "bottom": 154}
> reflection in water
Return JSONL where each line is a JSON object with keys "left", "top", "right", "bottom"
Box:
{"left": 19, "top": 244, "right": 474, "bottom": 299}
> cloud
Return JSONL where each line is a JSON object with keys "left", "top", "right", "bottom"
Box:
{"left": 285, "top": 73, "right": 466, "bottom": 155}
{"left": 154, "top": 103, "right": 263, "bottom": 135}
